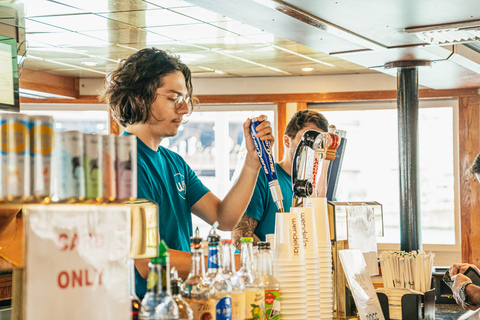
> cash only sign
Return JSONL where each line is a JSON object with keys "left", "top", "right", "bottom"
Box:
{"left": 23, "top": 204, "right": 130, "bottom": 320}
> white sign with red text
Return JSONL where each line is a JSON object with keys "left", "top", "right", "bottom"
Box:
{"left": 24, "top": 204, "right": 130, "bottom": 320}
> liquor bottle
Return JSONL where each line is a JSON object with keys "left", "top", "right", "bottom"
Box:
{"left": 129, "top": 259, "right": 141, "bottom": 320}
{"left": 237, "top": 237, "right": 265, "bottom": 320}
{"left": 221, "top": 239, "right": 246, "bottom": 320}
{"left": 171, "top": 267, "right": 193, "bottom": 320}
{"left": 154, "top": 240, "right": 180, "bottom": 320}
{"left": 256, "top": 242, "right": 280, "bottom": 320}
{"left": 207, "top": 227, "right": 232, "bottom": 320}
{"left": 181, "top": 227, "right": 216, "bottom": 320}
{"left": 139, "top": 240, "right": 179, "bottom": 320}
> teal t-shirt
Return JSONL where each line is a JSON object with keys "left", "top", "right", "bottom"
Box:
{"left": 245, "top": 163, "right": 292, "bottom": 241}
{"left": 124, "top": 132, "right": 210, "bottom": 298}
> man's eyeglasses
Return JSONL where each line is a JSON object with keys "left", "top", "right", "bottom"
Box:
{"left": 158, "top": 93, "right": 191, "bottom": 111}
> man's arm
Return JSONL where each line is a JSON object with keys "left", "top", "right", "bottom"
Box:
{"left": 232, "top": 214, "right": 261, "bottom": 251}
{"left": 452, "top": 273, "right": 480, "bottom": 310}
{"left": 192, "top": 116, "right": 273, "bottom": 231}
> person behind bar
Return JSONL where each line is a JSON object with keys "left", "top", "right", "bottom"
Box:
{"left": 232, "top": 110, "right": 329, "bottom": 250}
{"left": 448, "top": 154, "right": 480, "bottom": 310}
{"left": 102, "top": 48, "right": 274, "bottom": 298}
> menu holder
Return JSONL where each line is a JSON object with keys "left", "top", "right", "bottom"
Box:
{"left": 376, "top": 289, "right": 435, "bottom": 320}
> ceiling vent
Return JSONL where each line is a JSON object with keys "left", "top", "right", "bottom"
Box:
{"left": 405, "top": 20, "right": 480, "bottom": 45}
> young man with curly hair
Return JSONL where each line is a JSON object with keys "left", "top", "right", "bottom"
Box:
{"left": 102, "top": 48, "right": 273, "bottom": 298}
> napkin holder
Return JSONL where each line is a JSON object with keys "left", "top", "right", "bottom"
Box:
{"left": 377, "top": 289, "right": 435, "bottom": 320}
{"left": 329, "top": 201, "right": 384, "bottom": 318}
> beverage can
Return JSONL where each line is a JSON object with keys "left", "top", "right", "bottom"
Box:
{"left": 84, "top": 133, "right": 103, "bottom": 199}
{"left": 116, "top": 135, "right": 137, "bottom": 200}
{"left": 56, "top": 131, "right": 84, "bottom": 200}
{"left": 0, "top": 113, "right": 30, "bottom": 202}
{"left": 29, "top": 115, "right": 54, "bottom": 200}
{"left": 102, "top": 135, "right": 116, "bottom": 201}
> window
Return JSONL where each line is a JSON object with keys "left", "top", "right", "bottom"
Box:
{"left": 313, "top": 99, "right": 460, "bottom": 262}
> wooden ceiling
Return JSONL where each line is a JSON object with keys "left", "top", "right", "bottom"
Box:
{"left": 2, "top": 0, "right": 480, "bottom": 90}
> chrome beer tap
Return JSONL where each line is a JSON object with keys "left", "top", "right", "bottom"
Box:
{"left": 291, "top": 130, "right": 324, "bottom": 207}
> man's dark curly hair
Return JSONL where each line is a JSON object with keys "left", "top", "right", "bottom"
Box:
{"left": 101, "top": 48, "right": 195, "bottom": 127}
{"left": 284, "top": 109, "right": 329, "bottom": 138}
{"left": 469, "top": 153, "right": 480, "bottom": 178}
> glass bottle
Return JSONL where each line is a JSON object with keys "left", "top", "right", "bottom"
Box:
{"left": 155, "top": 240, "right": 179, "bottom": 320}
{"left": 256, "top": 242, "right": 280, "bottom": 320}
{"left": 139, "top": 240, "right": 179, "bottom": 320}
{"left": 171, "top": 267, "right": 193, "bottom": 320}
{"left": 237, "top": 237, "right": 265, "bottom": 320}
{"left": 129, "top": 259, "right": 142, "bottom": 320}
{"left": 181, "top": 227, "right": 216, "bottom": 320}
{"left": 207, "top": 225, "right": 233, "bottom": 320}
{"left": 221, "top": 239, "right": 246, "bottom": 320}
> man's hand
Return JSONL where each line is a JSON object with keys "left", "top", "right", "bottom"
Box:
{"left": 232, "top": 214, "right": 261, "bottom": 251}
{"left": 451, "top": 273, "right": 479, "bottom": 310}
{"left": 450, "top": 263, "right": 480, "bottom": 276}
{"left": 243, "top": 115, "right": 274, "bottom": 170}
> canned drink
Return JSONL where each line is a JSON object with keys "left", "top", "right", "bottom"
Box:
{"left": 84, "top": 133, "right": 103, "bottom": 199}
{"left": 30, "top": 115, "right": 54, "bottom": 201}
{"left": 0, "top": 113, "right": 30, "bottom": 202}
{"left": 56, "top": 131, "right": 85, "bottom": 201}
{"left": 102, "top": 134, "right": 116, "bottom": 201}
{"left": 116, "top": 135, "right": 137, "bottom": 200}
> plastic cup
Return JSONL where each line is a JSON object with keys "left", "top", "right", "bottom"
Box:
{"left": 290, "top": 206, "right": 319, "bottom": 257}
{"left": 274, "top": 260, "right": 306, "bottom": 266}
{"left": 265, "top": 233, "right": 275, "bottom": 250}
{"left": 273, "top": 211, "right": 305, "bottom": 261}
{"left": 304, "top": 197, "right": 331, "bottom": 243}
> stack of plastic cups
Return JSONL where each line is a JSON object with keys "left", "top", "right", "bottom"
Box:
{"left": 290, "top": 207, "right": 321, "bottom": 319}
{"left": 273, "top": 211, "right": 308, "bottom": 320}
{"left": 304, "top": 197, "right": 333, "bottom": 320}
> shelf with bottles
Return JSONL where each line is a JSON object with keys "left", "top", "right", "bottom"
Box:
{"left": 0, "top": 113, "right": 158, "bottom": 320}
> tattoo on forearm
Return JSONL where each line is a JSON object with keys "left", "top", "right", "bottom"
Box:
{"left": 232, "top": 214, "right": 259, "bottom": 251}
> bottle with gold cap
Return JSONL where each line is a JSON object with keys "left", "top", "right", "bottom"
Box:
{"left": 140, "top": 240, "right": 179, "bottom": 320}
{"left": 171, "top": 267, "right": 193, "bottom": 320}
{"left": 181, "top": 227, "right": 216, "bottom": 320}
{"left": 221, "top": 239, "right": 246, "bottom": 320}
{"left": 237, "top": 237, "right": 265, "bottom": 320}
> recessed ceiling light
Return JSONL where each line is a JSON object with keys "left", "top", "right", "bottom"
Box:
{"left": 302, "top": 66, "right": 315, "bottom": 72}
{"left": 81, "top": 61, "right": 97, "bottom": 67}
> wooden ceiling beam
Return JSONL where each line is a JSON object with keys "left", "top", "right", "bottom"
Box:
{"left": 19, "top": 88, "right": 479, "bottom": 105}
{"left": 19, "top": 69, "right": 79, "bottom": 99}
{"left": 197, "top": 88, "right": 478, "bottom": 104}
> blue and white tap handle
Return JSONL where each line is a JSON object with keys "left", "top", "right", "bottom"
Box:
{"left": 250, "top": 117, "right": 284, "bottom": 213}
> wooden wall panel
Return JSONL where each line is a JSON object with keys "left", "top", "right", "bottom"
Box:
{"left": 19, "top": 69, "right": 79, "bottom": 99}
{"left": 459, "top": 95, "right": 480, "bottom": 265}
{"left": 297, "top": 102, "right": 307, "bottom": 111}
{"left": 109, "top": 111, "right": 119, "bottom": 135}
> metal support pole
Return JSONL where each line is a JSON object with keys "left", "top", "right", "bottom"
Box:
{"left": 397, "top": 66, "right": 421, "bottom": 252}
